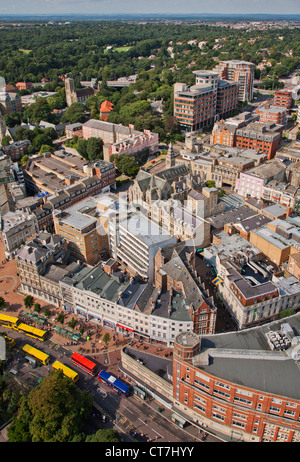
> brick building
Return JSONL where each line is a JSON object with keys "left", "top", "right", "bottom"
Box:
{"left": 82, "top": 119, "right": 159, "bottom": 161}
{"left": 53, "top": 197, "right": 109, "bottom": 265}
{"left": 15, "top": 82, "right": 32, "bottom": 91}
{"left": 273, "top": 89, "right": 293, "bottom": 111}
{"left": 171, "top": 320, "right": 300, "bottom": 442}
{"left": 235, "top": 122, "right": 283, "bottom": 160}
{"left": 2, "top": 140, "right": 31, "bottom": 161}
{"left": 213, "top": 60, "right": 255, "bottom": 102}
{"left": 256, "top": 104, "right": 287, "bottom": 126}
{"left": 210, "top": 111, "right": 259, "bottom": 147}
{"left": 173, "top": 70, "right": 239, "bottom": 132}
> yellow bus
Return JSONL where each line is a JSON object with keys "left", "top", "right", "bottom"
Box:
{"left": 52, "top": 360, "right": 79, "bottom": 383}
{"left": 22, "top": 344, "right": 50, "bottom": 366}
{"left": 0, "top": 313, "right": 20, "bottom": 330}
{"left": 18, "top": 323, "right": 47, "bottom": 342}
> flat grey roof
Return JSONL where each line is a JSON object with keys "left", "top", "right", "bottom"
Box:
{"left": 199, "top": 314, "right": 300, "bottom": 400}
{"left": 119, "top": 213, "right": 175, "bottom": 246}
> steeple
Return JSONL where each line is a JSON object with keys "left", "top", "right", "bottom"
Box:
{"left": 166, "top": 143, "right": 175, "bottom": 169}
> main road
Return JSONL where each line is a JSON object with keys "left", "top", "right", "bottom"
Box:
{"left": 2, "top": 328, "right": 216, "bottom": 443}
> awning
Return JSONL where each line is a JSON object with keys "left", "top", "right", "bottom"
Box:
{"left": 117, "top": 323, "right": 133, "bottom": 332}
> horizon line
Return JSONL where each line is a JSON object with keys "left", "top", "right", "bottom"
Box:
{"left": 0, "top": 12, "right": 300, "bottom": 17}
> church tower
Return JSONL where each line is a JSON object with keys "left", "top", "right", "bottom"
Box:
{"left": 65, "top": 77, "right": 77, "bottom": 107}
{"left": 166, "top": 143, "right": 175, "bottom": 169}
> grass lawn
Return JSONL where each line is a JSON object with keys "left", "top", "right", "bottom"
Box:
{"left": 114, "top": 46, "right": 132, "bottom": 52}
{"left": 104, "top": 46, "right": 132, "bottom": 54}
{"left": 19, "top": 49, "right": 32, "bottom": 54}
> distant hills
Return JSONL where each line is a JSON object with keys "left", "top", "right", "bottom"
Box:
{"left": 0, "top": 13, "right": 299, "bottom": 22}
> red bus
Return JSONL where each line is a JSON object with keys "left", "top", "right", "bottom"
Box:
{"left": 71, "top": 352, "right": 97, "bottom": 376}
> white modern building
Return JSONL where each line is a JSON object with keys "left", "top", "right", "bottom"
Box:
{"left": 108, "top": 211, "right": 177, "bottom": 283}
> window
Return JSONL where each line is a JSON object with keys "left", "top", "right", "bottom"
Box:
{"left": 269, "top": 406, "right": 280, "bottom": 414}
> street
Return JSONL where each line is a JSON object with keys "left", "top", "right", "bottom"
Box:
{"left": 1, "top": 327, "right": 219, "bottom": 443}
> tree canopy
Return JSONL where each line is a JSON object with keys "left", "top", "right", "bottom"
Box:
{"left": 7, "top": 370, "right": 92, "bottom": 442}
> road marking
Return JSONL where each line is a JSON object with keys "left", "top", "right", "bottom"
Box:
{"left": 138, "top": 417, "right": 147, "bottom": 425}
{"left": 152, "top": 429, "right": 164, "bottom": 439}
{"left": 121, "top": 405, "right": 133, "bottom": 414}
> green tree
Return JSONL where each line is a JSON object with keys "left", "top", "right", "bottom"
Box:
{"left": 57, "top": 312, "right": 65, "bottom": 324}
{"left": 68, "top": 317, "right": 77, "bottom": 330}
{"left": 20, "top": 154, "right": 29, "bottom": 166}
{"left": 0, "top": 296, "right": 6, "bottom": 310}
{"left": 24, "top": 295, "right": 34, "bottom": 311}
{"left": 4, "top": 113, "right": 22, "bottom": 128}
{"left": 1, "top": 135, "right": 11, "bottom": 146}
{"left": 206, "top": 180, "right": 216, "bottom": 188}
{"left": 61, "top": 103, "right": 86, "bottom": 124}
{"left": 34, "top": 303, "right": 41, "bottom": 313}
{"left": 39, "top": 144, "right": 54, "bottom": 155}
{"left": 115, "top": 154, "right": 139, "bottom": 178}
{"left": 76, "top": 138, "right": 88, "bottom": 158}
{"left": 23, "top": 98, "right": 53, "bottom": 124}
{"left": 33, "top": 134, "right": 53, "bottom": 152}
{"left": 86, "top": 137, "right": 103, "bottom": 161}
{"left": 103, "top": 332, "right": 111, "bottom": 346}
{"left": 7, "top": 370, "right": 92, "bottom": 442}
{"left": 44, "top": 308, "right": 51, "bottom": 317}
{"left": 85, "top": 428, "right": 121, "bottom": 442}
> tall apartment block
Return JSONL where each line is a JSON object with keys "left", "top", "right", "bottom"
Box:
{"left": 173, "top": 70, "right": 239, "bottom": 132}
{"left": 213, "top": 60, "right": 255, "bottom": 102}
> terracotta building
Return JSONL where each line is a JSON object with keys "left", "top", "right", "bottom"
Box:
{"left": 273, "top": 89, "right": 293, "bottom": 111}
{"left": 100, "top": 100, "right": 114, "bottom": 121}
{"left": 235, "top": 122, "right": 283, "bottom": 160}
{"left": 171, "top": 321, "right": 300, "bottom": 442}
{"left": 15, "top": 82, "right": 32, "bottom": 91}
{"left": 213, "top": 60, "right": 255, "bottom": 102}
{"left": 256, "top": 104, "right": 287, "bottom": 126}
{"left": 173, "top": 70, "right": 238, "bottom": 133}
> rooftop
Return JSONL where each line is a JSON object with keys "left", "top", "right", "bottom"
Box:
{"left": 207, "top": 205, "right": 256, "bottom": 229}
{"left": 198, "top": 313, "right": 300, "bottom": 400}
{"left": 119, "top": 213, "right": 176, "bottom": 247}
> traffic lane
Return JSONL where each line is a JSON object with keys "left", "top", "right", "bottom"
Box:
{"left": 116, "top": 396, "right": 198, "bottom": 443}
{"left": 2, "top": 329, "right": 215, "bottom": 442}
{"left": 91, "top": 382, "right": 186, "bottom": 443}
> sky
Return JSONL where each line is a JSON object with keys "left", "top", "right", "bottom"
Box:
{"left": 1, "top": 0, "right": 300, "bottom": 16}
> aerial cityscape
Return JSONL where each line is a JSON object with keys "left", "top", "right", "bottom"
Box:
{"left": 0, "top": 6, "right": 300, "bottom": 448}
